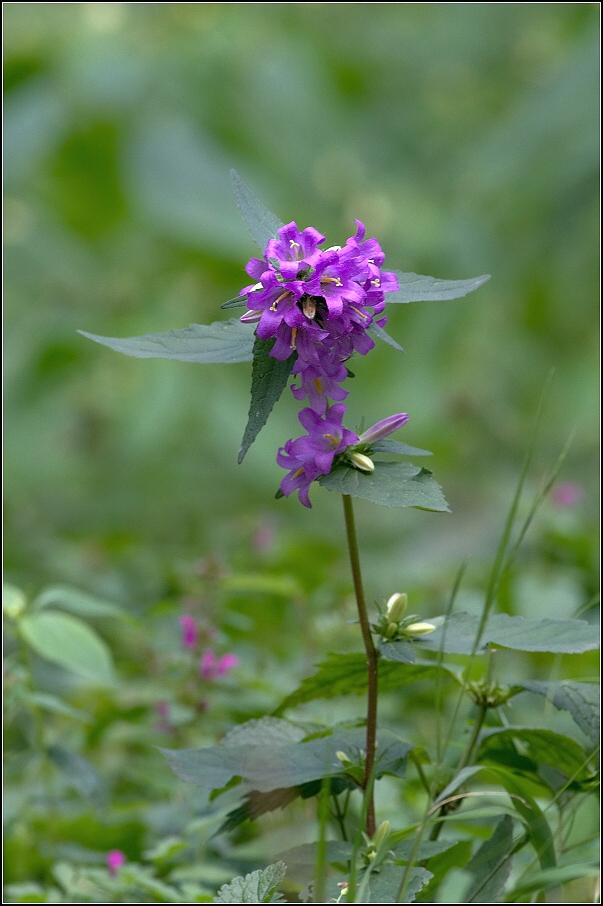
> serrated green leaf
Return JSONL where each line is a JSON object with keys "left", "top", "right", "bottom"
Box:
{"left": 464, "top": 815, "right": 514, "bottom": 903}
{"left": 319, "top": 462, "right": 450, "bottom": 511}
{"left": 273, "top": 652, "right": 455, "bottom": 714}
{"left": 221, "top": 717, "right": 305, "bottom": 748}
{"left": 367, "top": 864, "right": 432, "bottom": 903}
{"left": 33, "top": 585, "right": 126, "bottom": 619}
{"left": 230, "top": 170, "right": 284, "bottom": 253}
{"left": 238, "top": 335, "right": 296, "bottom": 463}
{"left": 371, "top": 439, "right": 432, "bottom": 456}
{"left": 415, "top": 612, "right": 600, "bottom": 655}
{"left": 19, "top": 612, "right": 115, "bottom": 685}
{"left": 214, "top": 861, "right": 286, "bottom": 903}
{"left": 519, "top": 681, "right": 600, "bottom": 744}
{"left": 367, "top": 321, "right": 404, "bottom": 352}
{"left": 379, "top": 639, "right": 416, "bottom": 664}
{"left": 387, "top": 272, "right": 490, "bottom": 303}
{"left": 477, "top": 727, "right": 592, "bottom": 783}
{"left": 78, "top": 319, "right": 255, "bottom": 364}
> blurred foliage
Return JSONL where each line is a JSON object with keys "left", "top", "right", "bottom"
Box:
{"left": 3, "top": 4, "right": 600, "bottom": 902}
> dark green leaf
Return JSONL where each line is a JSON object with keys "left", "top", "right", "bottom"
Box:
{"left": 378, "top": 639, "right": 416, "bottom": 664}
{"left": 387, "top": 272, "right": 490, "bottom": 303}
{"left": 238, "top": 336, "right": 296, "bottom": 463}
{"left": 367, "top": 864, "right": 432, "bottom": 903}
{"left": 19, "top": 612, "right": 115, "bottom": 685}
{"left": 78, "top": 319, "right": 255, "bottom": 364}
{"left": 319, "top": 462, "right": 450, "bottom": 511}
{"left": 47, "top": 745, "right": 107, "bottom": 802}
{"left": 367, "top": 322, "right": 404, "bottom": 352}
{"left": 214, "top": 861, "right": 287, "bottom": 903}
{"left": 273, "top": 652, "right": 454, "bottom": 714}
{"left": 221, "top": 295, "right": 248, "bottom": 310}
{"left": 230, "top": 169, "right": 284, "bottom": 253}
{"left": 415, "top": 612, "right": 600, "bottom": 655}
{"left": 464, "top": 815, "right": 513, "bottom": 903}
{"left": 371, "top": 440, "right": 432, "bottom": 457}
{"left": 519, "top": 681, "right": 600, "bottom": 744}
{"left": 477, "top": 727, "right": 592, "bottom": 783}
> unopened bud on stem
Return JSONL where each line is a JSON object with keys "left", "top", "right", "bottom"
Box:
{"left": 349, "top": 452, "right": 375, "bottom": 473}
{"left": 373, "top": 820, "right": 391, "bottom": 850}
{"left": 358, "top": 413, "right": 409, "bottom": 444}
{"left": 386, "top": 592, "right": 407, "bottom": 622}
{"left": 406, "top": 621, "right": 436, "bottom": 636}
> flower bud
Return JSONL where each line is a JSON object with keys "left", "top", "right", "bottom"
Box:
{"left": 405, "top": 621, "right": 436, "bottom": 636}
{"left": 373, "top": 819, "right": 391, "bottom": 851}
{"left": 336, "top": 751, "right": 352, "bottom": 765}
{"left": 349, "top": 452, "right": 375, "bottom": 473}
{"left": 358, "top": 413, "right": 409, "bottom": 444}
{"left": 239, "top": 309, "right": 263, "bottom": 324}
{"left": 385, "top": 622, "right": 399, "bottom": 639}
{"left": 386, "top": 592, "right": 407, "bottom": 622}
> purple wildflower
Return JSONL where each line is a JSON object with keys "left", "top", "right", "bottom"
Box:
{"left": 179, "top": 614, "right": 198, "bottom": 649}
{"left": 551, "top": 482, "right": 582, "bottom": 507}
{"left": 106, "top": 850, "right": 126, "bottom": 876}
{"left": 358, "top": 413, "right": 409, "bottom": 444}
{"left": 277, "top": 404, "right": 359, "bottom": 507}
{"left": 199, "top": 650, "right": 239, "bottom": 680}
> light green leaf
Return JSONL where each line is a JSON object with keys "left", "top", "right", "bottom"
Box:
{"left": 3, "top": 583, "right": 26, "bottom": 619}
{"left": 379, "top": 639, "right": 416, "bottom": 664}
{"left": 387, "top": 272, "right": 490, "bottom": 303}
{"left": 238, "top": 335, "right": 296, "bottom": 463}
{"left": 78, "top": 319, "right": 255, "bottom": 364}
{"left": 19, "top": 612, "right": 115, "bottom": 685}
{"left": 273, "top": 652, "right": 455, "bottom": 714}
{"left": 367, "top": 321, "right": 404, "bottom": 352}
{"left": 214, "top": 861, "right": 286, "bottom": 903}
{"left": 222, "top": 574, "right": 301, "bottom": 598}
{"left": 221, "top": 717, "right": 305, "bottom": 748}
{"left": 319, "top": 462, "right": 450, "bottom": 511}
{"left": 371, "top": 439, "right": 432, "bottom": 457}
{"left": 434, "top": 766, "right": 487, "bottom": 806}
{"left": 519, "top": 681, "right": 599, "bottom": 744}
{"left": 415, "top": 612, "right": 600, "bottom": 655}
{"left": 230, "top": 170, "right": 284, "bottom": 253}
{"left": 33, "top": 585, "right": 126, "bottom": 619}
{"left": 464, "top": 815, "right": 514, "bottom": 903}
{"left": 505, "top": 861, "right": 599, "bottom": 899}
{"left": 367, "top": 864, "right": 432, "bottom": 903}
{"left": 25, "top": 691, "right": 92, "bottom": 723}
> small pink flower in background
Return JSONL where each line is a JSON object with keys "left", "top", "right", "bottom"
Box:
{"left": 199, "top": 650, "right": 239, "bottom": 680}
{"left": 551, "top": 482, "right": 582, "bottom": 508}
{"left": 154, "top": 700, "right": 171, "bottom": 733}
{"left": 106, "top": 849, "right": 126, "bottom": 876}
{"left": 179, "top": 614, "right": 198, "bottom": 649}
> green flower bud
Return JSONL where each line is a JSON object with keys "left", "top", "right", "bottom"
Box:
{"left": 405, "top": 621, "right": 436, "bottom": 636}
{"left": 386, "top": 592, "right": 407, "bottom": 621}
{"left": 349, "top": 452, "right": 375, "bottom": 473}
{"left": 373, "top": 819, "right": 391, "bottom": 850}
{"left": 385, "top": 622, "right": 399, "bottom": 639}
{"left": 336, "top": 750, "right": 352, "bottom": 766}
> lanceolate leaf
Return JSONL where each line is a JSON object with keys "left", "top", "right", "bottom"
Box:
{"left": 79, "top": 319, "right": 255, "bottom": 364}
{"left": 238, "top": 336, "right": 296, "bottom": 463}
{"left": 519, "top": 681, "right": 600, "bottom": 744}
{"left": 386, "top": 272, "right": 490, "bottom": 304}
{"left": 415, "top": 611, "right": 600, "bottom": 655}
{"left": 319, "top": 462, "right": 450, "bottom": 511}
{"left": 19, "top": 612, "right": 115, "bottom": 686}
{"left": 485, "top": 766, "right": 556, "bottom": 870}
{"left": 464, "top": 815, "right": 514, "bottom": 903}
{"left": 367, "top": 321, "right": 404, "bottom": 352}
{"left": 231, "top": 169, "right": 284, "bottom": 253}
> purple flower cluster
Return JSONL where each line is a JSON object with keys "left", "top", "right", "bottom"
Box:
{"left": 240, "top": 220, "right": 406, "bottom": 506}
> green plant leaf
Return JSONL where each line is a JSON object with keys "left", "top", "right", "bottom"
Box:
{"left": 367, "top": 322, "right": 404, "bottom": 352}
{"left": 393, "top": 838, "right": 465, "bottom": 862}
{"left": 78, "top": 319, "right": 255, "bottom": 364}
{"left": 477, "top": 727, "right": 592, "bottom": 784}
{"left": 319, "top": 462, "right": 450, "bottom": 511}
{"left": 238, "top": 335, "right": 296, "bottom": 463}
{"left": 464, "top": 815, "right": 514, "bottom": 903}
{"left": 379, "top": 639, "right": 416, "bottom": 664}
{"left": 33, "top": 586, "right": 126, "bottom": 619}
{"left": 47, "top": 745, "right": 107, "bottom": 802}
{"left": 19, "top": 612, "right": 115, "bottom": 685}
{"left": 415, "top": 612, "right": 600, "bottom": 655}
{"left": 273, "top": 652, "right": 455, "bottom": 714}
{"left": 505, "top": 862, "right": 599, "bottom": 899}
{"left": 483, "top": 767, "right": 556, "bottom": 870}
{"left": 433, "top": 766, "right": 487, "bottom": 806}
{"left": 220, "top": 717, "right": 306, "bottom": 748}
{"left": 386, "top": 272, "right": 490, "bottom": 303}
{"left": 25, "top": 692, "right": 92, "bottom": 723}
{"left": 230, "top": 170, "right": 284, "bottom": 253}
{"left": 519, "top": 681, "right": 600, "bottom": 744}
{"left": 221, "top": 295, "right": 247, "bottom": 310}
{"left": 366, "top": 864, "right": 432, "bottom": 903}
{"left": 214, "top": 861, "right": 286, "bottom": 903}
{"left": 371, "top": 440, "right": 432, "bottom": 456}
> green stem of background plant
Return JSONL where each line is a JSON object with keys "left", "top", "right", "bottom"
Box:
{"left": 342, "top": 493, "right": 378, "bottom": 838}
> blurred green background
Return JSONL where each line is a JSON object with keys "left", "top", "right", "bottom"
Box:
{"left": 4, "top": 3, "right": 599, "bottom": 610}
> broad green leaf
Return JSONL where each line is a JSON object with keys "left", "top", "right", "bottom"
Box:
{"left": 393, "top": 838, "right": 466, "bottom": 862}
{"left": 379, "top": 639, "right": 416, "bottom": 664}
{"left": 366, "top": 864, "right": 432, "bottom": 903}
{"left": 273, "top": 652, "right": 455, "bottom": 714}
{"left": 230, "top": 170, "right": 284, "bottom": 253}
{"left": 25, "top": 692, "right": 92, "bottom": 723}
{"left": 417, "top": 840, "right": 473, "bottom": 903}
{"left": 33, "top": 585, "right": 126, "bottom": 619}
{"left": 367, "top": 321, "right": 404, "bottom": 352}
{"left": 519, "top": 681, "right": 600, "bottom": 744}
{"left": 484, "top": 767, "right": 556, "bottom": 870}
{"left": 3, "top": 583, "right": 26, "bottom": 619}
{"left": 464, "top": 815, "right": 513, "bottom": 903}
{"left": 477, "top": 727, "right": 592, "bottom": 783}
{"left": 505, "top": 862, "right": 599, "bottom": 899}
{"left": 214, "top": 861, "right": 286, "bottom": 903}
{"left": 371, "top": 439, "right": 432, "bottom": 456}
{"left": 47, "top": 744, "right": 107, "bottom": 801}
{"left": 19, "top": 612, "right": 115, "bottom": 685}
{"left": 387, "top": 272, "right": 490, "bottom": 304}
{"left": 415, "top": 612, "right": 600, "bottom": 655}
{"left": 78, "top": 319, "right": 255, "bottom": 364}
{"left": 221, "top": 717, "right": 305, "bottom": 748}
{"left": 238, "top": 335, "right": 296, "bottom": 463}
{"left": 275, "top": 841, "right": 353, "bottom": 869}
{"left": 319, "top": 462, "right": 450, "bottom": 511}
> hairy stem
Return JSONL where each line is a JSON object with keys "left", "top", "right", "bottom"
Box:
{"left": 342, "top": 493, "right": 378, "bottom": 837}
